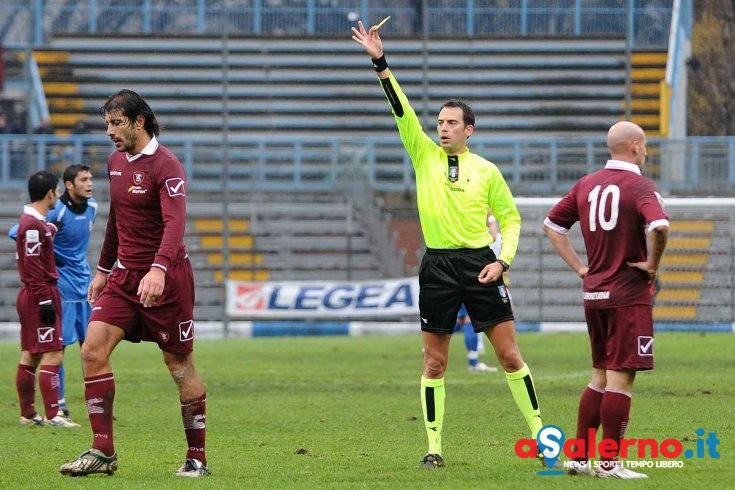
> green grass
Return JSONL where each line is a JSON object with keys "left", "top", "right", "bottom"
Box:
{"left": 0, "top": 332, "right": 732, "bottom": 489}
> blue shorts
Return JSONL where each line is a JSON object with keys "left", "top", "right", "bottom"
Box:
{"left": 61, "top": 300, "right": 91, "bottom": 346}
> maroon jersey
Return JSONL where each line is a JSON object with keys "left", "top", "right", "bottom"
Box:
{"left": 16, "top": 206, "right": 58, "bottom": 302}
{"left": 98, "top": 140, "right": 188, "bottom": 272}
{"left": 546, "top": 160, "right": 669, "bottom": 308}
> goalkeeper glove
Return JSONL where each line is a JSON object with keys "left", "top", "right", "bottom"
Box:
{"left": 39, "top": 303, "right": 55, "bottom": 325}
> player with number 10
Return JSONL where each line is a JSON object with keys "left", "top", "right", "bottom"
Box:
{"left": 544, "top": 121, "right": 669, "bottom": 479}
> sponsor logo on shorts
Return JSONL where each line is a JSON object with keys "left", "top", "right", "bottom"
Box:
{"left": 37, "top": 326, "right": 54, "bottom": 343}
{"left": 179, "top": 320, "right": 194, "bottom": 341}
{"left": 638, "top": 336, "right": 654, "bottom": 356}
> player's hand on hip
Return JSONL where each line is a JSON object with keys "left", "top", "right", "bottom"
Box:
{"left": 626, "top": 261, "right": 657, "bottom": 283}
{"left": 138, "top": 267, "right": 166, "bottom": 308}
{"left": 351, "top": 20, "right": 383, "bottom": 59}
{"left": 478, "top": 263, "right": 503, "bottom": 284}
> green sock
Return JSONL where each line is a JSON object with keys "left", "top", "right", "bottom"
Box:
{"left": 420, "top": 376, "right": 445, "bottom": 455}
{"left": 505, "top": 363, "right": 543, "bottom": 438}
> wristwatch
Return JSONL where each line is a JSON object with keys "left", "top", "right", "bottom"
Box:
{"left": 496, "top": 259, "right": 510, "bottom": 272}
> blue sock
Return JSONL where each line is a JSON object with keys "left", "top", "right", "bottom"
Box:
{"left": 463, "top": 322, "right": 479, "bottom": 367}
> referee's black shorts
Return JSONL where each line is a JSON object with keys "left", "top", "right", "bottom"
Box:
{"left": 418, "top": 247, "right": 513, "bottom": 334}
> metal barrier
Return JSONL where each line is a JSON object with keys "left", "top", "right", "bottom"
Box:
{"left": 1, "top": 133, "right": 734, "bottom": 196}
{"left": 1, "top": 0, "right": 673, "bottom": 48}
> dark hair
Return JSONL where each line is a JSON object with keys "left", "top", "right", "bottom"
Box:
{"left": 100, "top": 89, "right": 160, "bottom": 137}
{"left": 440, "top": 99, "right": 475, "bottom": 127}
{"left": 62, "top": 164, "right": 91, "bottom": 184}
{"left": 28, "top": 171, "right": 59, "bottom": 202}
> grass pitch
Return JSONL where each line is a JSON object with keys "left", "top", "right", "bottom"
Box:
{"left": 0, "top": 332, "right": 732, "bottom": 489}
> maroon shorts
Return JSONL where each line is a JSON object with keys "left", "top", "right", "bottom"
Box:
{"left": 584, "top": 305, "right": 654, "bottom": 371}
{"left": 89, "top": 259, "right": 196, "bottom": 354}
{"left": 17, "top": 286, "right": 62, "bottom": 354}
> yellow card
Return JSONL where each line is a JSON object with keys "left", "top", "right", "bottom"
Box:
{"left": 369, "top": 16, "right": 391, "bottom": 33}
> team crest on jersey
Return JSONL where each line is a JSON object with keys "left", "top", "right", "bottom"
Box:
{"left": 133, "top": 171, "right": 146, "bottom": 185}
{"left": 448, "top": 155, "right": 459, "bottom": 183}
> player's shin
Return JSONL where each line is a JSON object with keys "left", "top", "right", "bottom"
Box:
{"left": 85, "top": 373, "right": 116, "bottom": 456}
{"left": 16, "top": 364, "right": 38, "bottom": 419}
{"left": 420, "top": 376, "right": 445, "bottom": 455}
{"left": 505, "top": 363, "right": 543, "bottom": 438}
{"left": 181, "top": 393, "right": 207, "bottom": 464}
{"left": 38, "top": 365, "right": 61, "bottom": 418}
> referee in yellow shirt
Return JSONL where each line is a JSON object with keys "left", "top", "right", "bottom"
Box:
{"left": 352, "top": 21, "right": 548, "bottom": 470}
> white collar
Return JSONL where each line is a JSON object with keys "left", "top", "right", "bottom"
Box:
{"left": 605, "top": 159, "right": 641, "bottom": 175}
{"left": 126, "top": 136, "right": 159, "bottom": 162}
{"left": 23, "top": 204, "right": 46, "bottom": 221}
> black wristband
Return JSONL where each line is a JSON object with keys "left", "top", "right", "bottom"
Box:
{"left": 372, "top": 55, "right": 388, "bottom": 72}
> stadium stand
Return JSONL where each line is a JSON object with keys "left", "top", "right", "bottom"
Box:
{"left": 629, "top": 51, "right": 668, "bottom": 136}
{"left": 188, "top": 195, "right": 384, "bottom": 282}
{"left": 654, "top": 220, "right": 714, "bottom": 321}
{"left": 32, "top": 50, "right": 87, "bottom": 134}
{"left": 36, "top": 35, "right": 633, "bottom": 138}
{"left": 168, "top": 188, "right": 395, "bottom": 321}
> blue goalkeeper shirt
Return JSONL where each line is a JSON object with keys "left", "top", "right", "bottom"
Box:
{"left": 47, "top": 194, "right": 98, "bottom": 301}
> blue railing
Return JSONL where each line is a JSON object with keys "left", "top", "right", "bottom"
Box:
{"left": 1, "top": 0, "right": 673, "bottom": 48}
{"left": 1, "top": 133, "right": 734, "bottom": 196}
